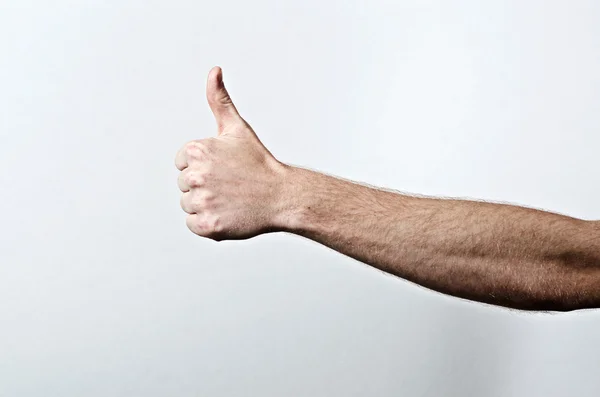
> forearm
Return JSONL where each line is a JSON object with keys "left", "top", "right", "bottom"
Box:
{"left": 274, "top": 165, "right": 600, "bottom": 311}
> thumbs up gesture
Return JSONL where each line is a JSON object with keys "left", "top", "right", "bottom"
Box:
{"left": 175, "top": 67, "right": 290, "bottom": 240}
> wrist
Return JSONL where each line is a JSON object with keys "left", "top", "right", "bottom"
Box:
{"left": 269, "top": 163, "right": 319, "bottom": 234}
{"left": 269, "top": 164, "right": 415, "bottom": 237}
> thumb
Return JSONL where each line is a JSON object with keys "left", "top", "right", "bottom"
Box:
{"left": 206, "top": 66, "right": 242, "bottom": 133}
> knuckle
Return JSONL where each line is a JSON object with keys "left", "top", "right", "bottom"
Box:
{"left": 211, "top": 216, "right": 224, "bottom": 233}
{"left": 205, "top": 216, "right": 224, "bottom": 240}
{"left": 184, "top": 141, "right": 205, "bottom": 158}
{"left": 218, "top": 94, "right": 233, "bottom": 106}
{"left": 192, "top": 196, "right": 207, "bottom": 210}
{"left": 186, "top": 214, "right": 223, "bottom": 240}
{"left": 185, "top": 171, "right": 205, "bottom": 188}
{"left": 193, "top": 194, "right": 208, "bottom": 211}
{"left": 193, "top": 192, "right": 215, "bottom": 210}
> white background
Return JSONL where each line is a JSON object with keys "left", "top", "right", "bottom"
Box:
{"left": 1, "top": 1, "right": 600, "bottom": 396}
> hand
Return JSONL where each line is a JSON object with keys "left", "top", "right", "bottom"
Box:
{"left": 175, "top": 66, "right": 288, "bottom": 241}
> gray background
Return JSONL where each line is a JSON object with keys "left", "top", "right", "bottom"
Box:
{"left": 1, "top": 1, "right": 600, "bottom": 396}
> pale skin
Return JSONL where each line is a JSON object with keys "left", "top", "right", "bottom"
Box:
{"left": 176, "top": 66, "right": 600, "bottom": 312}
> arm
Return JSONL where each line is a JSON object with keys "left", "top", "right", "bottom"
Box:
{"left": 273, "top": 165, "right": 600, "bottom": 312}
{"left": 177, "top": 67, "right": 600, "bottom": 312}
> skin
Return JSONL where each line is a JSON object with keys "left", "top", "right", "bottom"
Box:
{"left": 175, "top": 66, "right": 600, "bottom": 312}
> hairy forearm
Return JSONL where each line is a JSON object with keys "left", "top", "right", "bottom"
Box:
{"left": 274, "top": 165, "right": 600, "bottom": 311}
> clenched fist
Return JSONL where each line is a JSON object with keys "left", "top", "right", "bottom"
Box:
{"left": 175, "top": 67, "right": 290, "bottom": 241}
